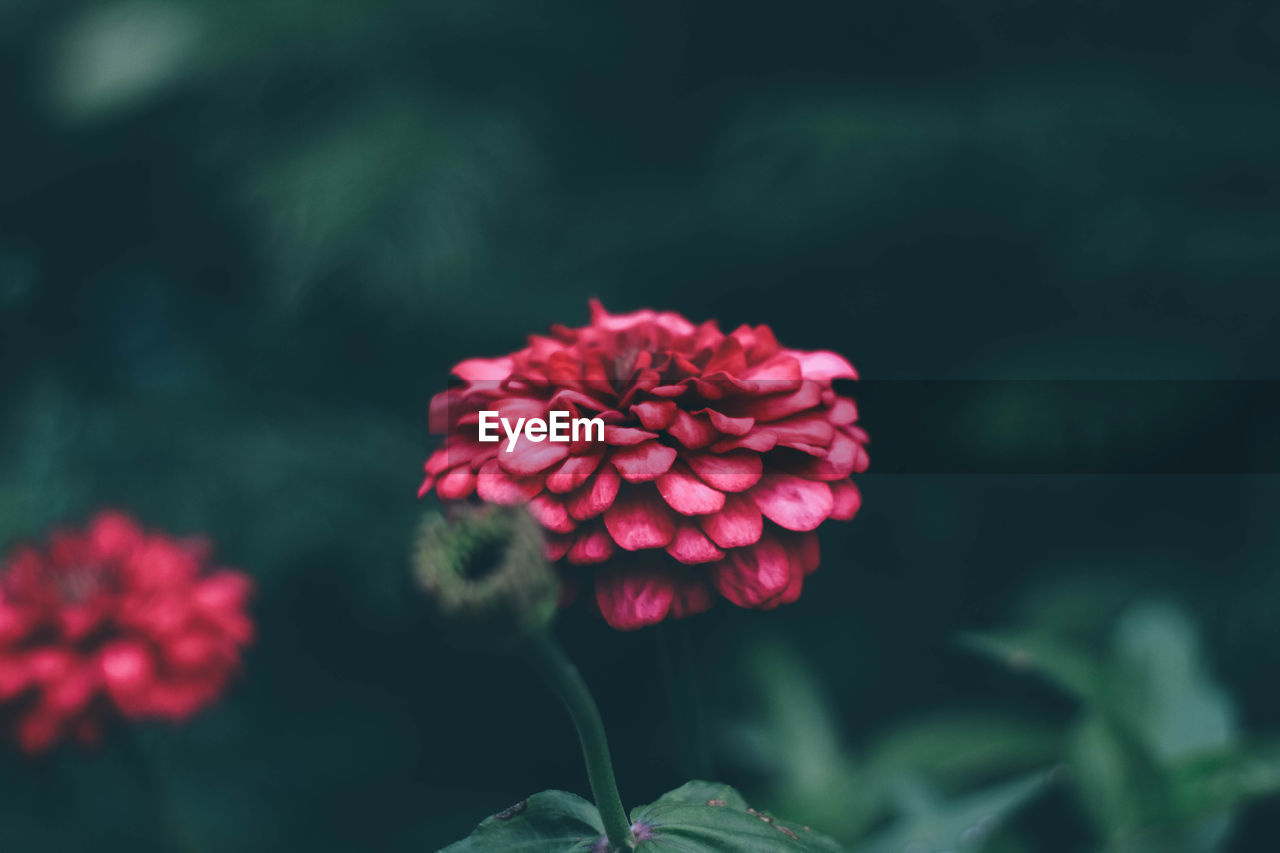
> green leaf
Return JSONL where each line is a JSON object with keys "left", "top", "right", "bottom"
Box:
{"left": 867, "top": 712, "right": 1063, "bottom": 785}
{"left": 631, "top": 781, "right": 844, "bottom": 852}
{"left": 726, "top": 639, "right": 875, "bottom": 838}
{"left": 859, "top": 770, "right": 1055, "bottom": 853}
{"left": 643, "top": 780, "right": 750, "bottom": 811}
{"left": 1067, "top": 712, "right": 1172, "bottom": 837}
{"left": 1109, "top": 604, "right": 1236, "bottom": 761}
{"left": 1068, "top": 715, "right": 1240, "bottom": 852}
{"left": 1168, "top": 740, "right": 1280, "bottom": 820}
{"left": 440, "top": 782, "right": 843, "bottom": 853}
{"left": 959, "top": 631, "right": 1101, "bottom": 702}
{"left": 438, "top": 790, "right": 603, "bottom": 853}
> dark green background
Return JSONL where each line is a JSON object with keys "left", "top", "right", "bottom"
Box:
{"left": 2, "top": 1, "right": 1278, "bottom": 850}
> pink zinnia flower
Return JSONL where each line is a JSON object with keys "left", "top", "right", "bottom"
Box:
{"left": 0, "top": 512, "right": 253, "bottom": 754}
{"left": 419, "top": 301, "right": 867, "bottom": 630}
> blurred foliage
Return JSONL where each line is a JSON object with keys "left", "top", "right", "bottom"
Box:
{"left": 723, "top": 602, "right": 1280, "bottom": 852}
{"left": 721, "top": 637, "right": 1059, "bottom": 850}
{"left": 3, "top": 0, "right": 1280, "bottom": 850}
{"left": 966, "top": 602, "right": 1280, "bottom": 851}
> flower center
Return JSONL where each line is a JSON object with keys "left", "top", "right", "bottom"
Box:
{"left": 456, "top": 531, "right": 511, "bottom": 583}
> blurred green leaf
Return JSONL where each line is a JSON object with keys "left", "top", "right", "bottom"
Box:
{"left": 1068, "top": 713, "right": 1172, "bottom": 839}
{"left": 860, "top": 770, "right": 1055, "bottom": 853}
{"left": 729, "top": 640, "right": 1063, "bottom": 847}
{"left": 1109, "top": 604, "right": 1235, "bottom": 761}
{"left": 1168, "top": 741, "right": 1280, "bottom": 821}
{"left": 49, "top": 2, "right": 203, "bottom": 121}
{"left": 974, "top": 601, "right": 1267, "bottom": 852}
{"left": 866, "top": 713, "right": 1062, "bottom": 787}
{"left": 241, "top": 96, "right": 543, "bottom": 313}
{"left": 959, "top": 631, "right": 1101, "bottom": 702}
{"left": 725, "top": 640, "right": 872, "bottom": 838}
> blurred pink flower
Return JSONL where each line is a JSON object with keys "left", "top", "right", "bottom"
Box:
{"left": 0, "top": 512, "right": 253, "bottom": 754}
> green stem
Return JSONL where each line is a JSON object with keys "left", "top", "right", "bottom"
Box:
{"left": 525, "top": 632, "right": 635, "bottom": 852}
{"left": 656, "top": 621, "right": 711, "bottom": 779}
{"left": 118, "top": 728, "right": 202, "bottom": 853}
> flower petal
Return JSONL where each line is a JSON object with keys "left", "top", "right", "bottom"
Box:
{"left": 612, "top": 441, "right": 678, "bottom": 482}
{"left": 594, "top": 567, "right": 675, "bottom": 630}
{"left": 567, "top": 464, "right": 622, "bottom": 520}
{"left": 710, "top": 430, "right": 778, "bottom": 454}
{"left": 17, "top": 715, "right": 61, "bottom": 754}
{"left": 656, "top": 465, "right": 726, "bottom": 516}
{"left": 566, "top": 527, "right": 615, "bottom": 564}
{"left": 669, "top": 576, "right": 715, "bottom": 620}
{"left": 830, "top": 479, "right": 862, "bottom": 520}
{"left": 787, "top": 530, "right": 821, "bottom": 575}
{"left": 476, "top": 459, "right": 543, "bottom": 505}
{"left": 685, "top": 451, "right": 763, "bottom": 492}
{"left": 742, "top": 354, "right": 802, "bottom": 387}
{"left": 436, "top": 465, "right": 477, "bottom": 499}
{"left": 44, "top": 663, "right": 98, "bottom": 715}
{"left": 648, "top": 384, "right": 688, "bottom": 398}
{"left": 796, "top": 351, "right": 858, "bottom": 380}
{"left": 549, "top": 388, "right": 611, "bottom": 413}
{"left": 452, "top": 356, "right": 515, "bottom": 382}
{"left": 789, "top": 431, "right": 870, "bottom": 480}
{"left": 696, "top": 408, "right": 754, "bottom": 436}
{"left": 709, "top": 536, "right": 793, "bottom": 608}
{"left": 697, "top": 492, "right": 763, "bottom": 548}
{"left": 545, "top": 452, "right": 603, "bottom": 494}
{"left": 603, "top": 487, "right": 677, "bottom": 550}
{"left": 668, "top": 410, "right": 719, "bottom": 449}
{"left": 544, "top": 533, "right": 573, "bottom": 561}
{"left": 750, "top": 475, "right": 833, "bottom": 532}
{"left": 498, "top": 435, "right": 571, "bottom": 477}
{"left": 704, "top": 337, "right": 747, "bottom": 376}
{"left": 528, "top": 494, "right": 576, "bottom": 533}
{"left": 89, "top": 512, "right": 145, "bottom": 560}
{"left": 828, "top": 397, "right": 858, "bottom": 426}
{"left": 424, "top": 446, "right": 455, "bottom": 477}
{"left": 605, "top": 426, "right": 659, "bottom": 446}
{"left": 727, "top": 380, "right": 822, "bottom": 422}
{"left": 100, "top": 641, "right": 155, "bottom": 699}
{"left": 767, "top": 411, "right": 835, "bottom": 449}
{"left": 666, "top": 521, "right": 726, "bottom": 564}
{"left": 631, "top": 400, "right": 677, "bottom": 430}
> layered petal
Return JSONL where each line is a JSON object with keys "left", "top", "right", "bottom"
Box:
{"left": 656, "top": 465, "right": 726, "bottom": 516}
{"left": 709, "top": 536, "right": 794, "bottom": 608}
{"left": 684, "top": 451, "right": 763, "bottom": 493}
{"left": 698, "top": 492, "right": 764, "bottom": 548}
{"left": 611, "top": 440, "right": 678, "bottom": 482}
{"left": 603, "top": 487, "right": 677, "bottom": 551}
{"left": 594, "top": 566, "right": 675, "bottom": 630}
{"left": 567, "top": 464, "right": 622, "bottom": 521}
{"left": 666, "top": 522, "right": 726, "bottom": 564}
{"left": 750, "top": 475, "right": 834, "bottom": 532}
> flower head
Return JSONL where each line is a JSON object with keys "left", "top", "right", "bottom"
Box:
{"left": 419, "top": 300, "right": 867, "bottom": 630}
{"left": 0, "top": 512, "right": 253, "bottom": 754}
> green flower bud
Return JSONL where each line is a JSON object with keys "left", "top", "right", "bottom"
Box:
{"left": 413, "top": 504, "right": 559, "bottom": 649}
